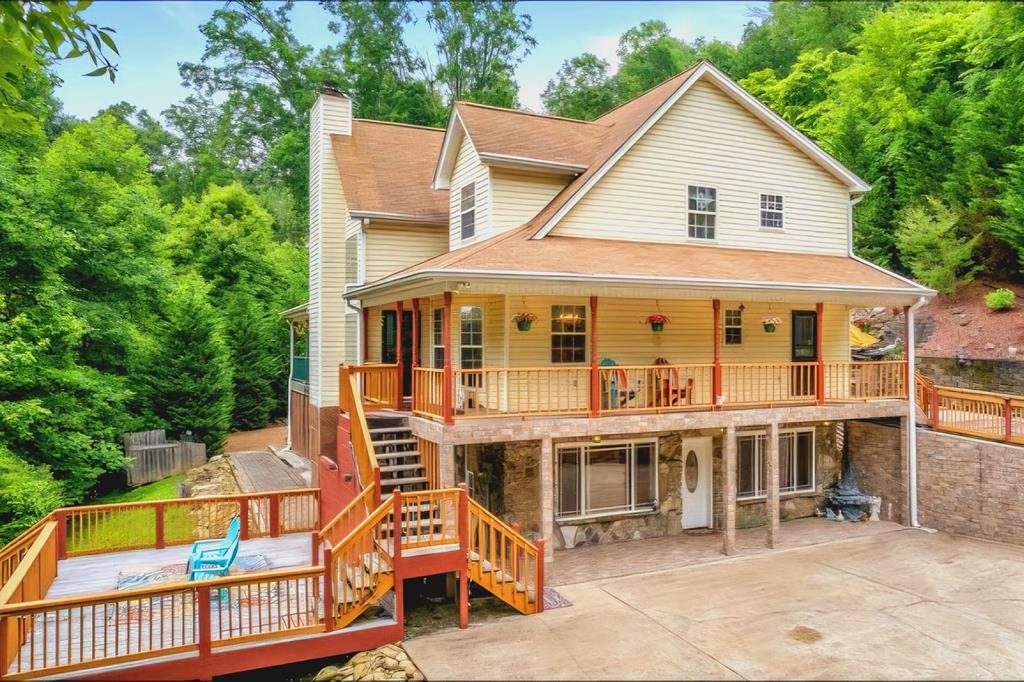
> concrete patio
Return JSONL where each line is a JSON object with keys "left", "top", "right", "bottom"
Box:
{"left": 406, "top": 529, "right": 1024, "bottom": 679}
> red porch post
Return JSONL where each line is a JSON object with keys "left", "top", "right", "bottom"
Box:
{"left": 816, "top": 302, "right": 825, "bottom": 405}
{"left": 589, "top": 295, "right": 599, "bottom": 417}
{"left": 411, "top": 298, "right": 420, "bottom": 412}
{"left": 442, "top": 292, "right": 454, "bottom": 424}
{"left": 269, "top": 493, "right": 281, "bottom": 537}
{"left": 712, "top": 299, "right": 722, "bottom": 409}
{"left": 154, "top": 502, "right": 165, "bottom": 549}
{"left": 1005, "top": 399, "right": 1014, "bottom": 444}
{"left": 457, "top": 483, "right": 469, "bottom": 628}
{"left": 535, "top": 538, "right": 546, "bottom": 613}
{"left": 395, "top": 300, "right": 404, "bottom": 408}
{"left": 239, "top": 498, "right": 250, "bottom": 541}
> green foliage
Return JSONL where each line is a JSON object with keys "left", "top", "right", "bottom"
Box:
{"left": 985, "top": 288, "right": 1016, "bottom": 311}
{"left": 0, "top": 1, "right": 118, "bottom": 131}
{"left": 896, "top": 199, "right": 980, "bottom": 293}
{"left": 139, "top": 277, "right": 234, "bottom": 455}
{"left": 0, "top": 445, "right": 64, "bottom": 543}
{"left": 94, "top": 474, "right": 184, "bottom": 505}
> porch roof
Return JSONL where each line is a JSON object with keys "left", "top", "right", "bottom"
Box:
{"left": 345, "top": 226, "right": 935, "bottom": 302}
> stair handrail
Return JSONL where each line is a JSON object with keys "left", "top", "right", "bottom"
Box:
{"left": 325, "top": 496, "right": 396, "bottom": 630}
{"left": 466, "top": 496, "right": 544, "bottom": 614}
{"left": 340, "top": 366, "right": 381, "bottom": 495}
{"left": 315, "top": 485, "right": 377, "bottom": 561}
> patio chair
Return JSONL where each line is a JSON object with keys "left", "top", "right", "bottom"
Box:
{"left": 189, "top": 532, "right": 240, "bottom": 581}
{"left": 187, "top": 516, "right": 240, "bottom": 578}
{"left": 599, "top": 358, "right": 635, "bottom": 409}
{"left": 652, "top": 358, "right": 693, "bottom": 408}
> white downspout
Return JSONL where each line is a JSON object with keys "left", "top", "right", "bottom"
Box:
{"left": 286, "top": 319, "right": 295, "bottom": 451}
{"left": 906, "top": 296, "right": 928, "bottom": 527}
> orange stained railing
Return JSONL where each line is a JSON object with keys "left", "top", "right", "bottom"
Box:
{"left": 0, "top": 521, "right": 58, "bottom": 674}
{"left": 720, "top": 362, "right": 819, "bottom": 405}
{"left": 326, "top": 498, "right": 395, "bottom": 630}
{"left": 315, "top": 485, "right": 375, "bottom": 562}
{"left": 825, "top": 360, "right": 908, "bottom": 401}
{"left": 598, "top": 364, "right": 713, "bottom": 413}
{"left": 416, "top": 437, "right": 440, "bottom": 489}
{"left": 0, "top": 565, "right": 326, "bottom": 679}
{"left": 342, "top": 370, "right": 381, "bottom": 493}
{"left": 412, "top": 368, "right": 444, "bottom": 419}
{"left": 0, "top": 519, "right": 52, "bottom": 587}
{"left": 915, "top": 371, "right": 935, "bottom": 415}
{"left": 925, "top": 382, "right": 1024, "bottom": 445}
{"left": 350, "top": 364, "right": 400, "bottom": 409}
{"left": 466, "top": 498, "right": 543, "bottom": 615}
{"left": 57, "top": 488, "right": 320, "bottom": 557}
{"left": 395, "top": 489, "right": 461, "bottom": 552}
{"left": 454, "top": 367, "right": 590, "bottom": 418}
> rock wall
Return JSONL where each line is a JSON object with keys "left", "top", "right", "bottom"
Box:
{"left": 917, "top": 428, "right": 1024, "bottom": 544}
{"left": 846, "top": 420, "right": 908, "bottom": 523}
{"left": 917, "top": 357, "right": 1024, "bottom": 395}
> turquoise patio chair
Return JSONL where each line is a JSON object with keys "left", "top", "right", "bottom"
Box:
{"left": 189, "top": 531, "right": 240, "bottom": 581}
{"left": 599, "top": 358, "right": 635, "bottom": 409}
{"left": 187, "top": 516, "right": 240, "bottom": 578}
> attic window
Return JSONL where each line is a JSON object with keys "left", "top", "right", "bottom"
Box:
{"left": 760, "top": 194, "right": 784, "bottom": 229}
{"left": 687, "top": 186, "right": 716, "bottom": 240}
{"left": 460, "top": 183, "right": 476, "bottom": 239}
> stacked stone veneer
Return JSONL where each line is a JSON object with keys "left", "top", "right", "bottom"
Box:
{"left": 917, "top": 357, "right": 1024, "bottom": 395}
{"left": 845, "top": 420, "right": 909, "bottom": 524}
{"left": 917, "top": 428, "right": 1024, "bottom": 543}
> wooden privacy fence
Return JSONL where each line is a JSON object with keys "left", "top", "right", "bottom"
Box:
{"left": 123, "top": 430, "right": 206, "bottom": 487}
{"left": 916, "top": 373, "right": 1024, "bottom": 445}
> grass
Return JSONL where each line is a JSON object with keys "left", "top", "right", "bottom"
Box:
{"left": 93, "top": 475, "right": 185, "bottom": 505}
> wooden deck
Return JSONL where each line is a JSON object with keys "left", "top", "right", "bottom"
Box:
{"left": 230, "top": 451, "right": 308, "bottom": 493}
{"left": 7, "top": 535, "right": 316, "bottom": 677}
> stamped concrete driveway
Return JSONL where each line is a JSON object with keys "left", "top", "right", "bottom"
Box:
{"left": 405, "top": 530, "right": 1024, "bottom": 679}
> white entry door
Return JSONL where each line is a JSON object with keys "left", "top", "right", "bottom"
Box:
{"left": 681, "top": 436, "right": 713, "bottom": 529}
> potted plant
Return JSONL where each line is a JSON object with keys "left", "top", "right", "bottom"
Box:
{"left": 762, "top": 316, "right": 781, "bottom": 333}
{"left": 646, "top": 313, "right": 670, "bottom": 332}
{"left": 513, "top": 312, "right": 537, "bottom": 332}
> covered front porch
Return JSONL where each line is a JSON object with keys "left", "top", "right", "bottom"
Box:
{"left": 348, "top": 289, "right": 912, "bottom": 423}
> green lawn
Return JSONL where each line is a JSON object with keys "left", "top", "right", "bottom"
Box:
{"left": 93, "top": 475, "right": 185, "bottom": 505}
{"left": 67, "top": 475, "right": 189, "bottom": 554}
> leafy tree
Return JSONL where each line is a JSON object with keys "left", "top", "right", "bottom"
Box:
{"left": 0, "top": 445, "right": 63, "bottom": 543}
{"left": 896, "top": 199, "right": 980, "bottom": 293}
{"left": 0, "top": 0, "right": 118, "bottom": 130}
{"left": 139, "top": 277, "right": 234, "bottom": 454}
{"left": 541, "top": 53, "right": 616, "bottom": 120}
{"left": 427, "top": 0, "right": 536, "bottom": 107}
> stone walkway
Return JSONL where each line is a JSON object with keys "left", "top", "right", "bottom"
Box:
{"left": 550, "top": 517, "right": 901, "bottom": 585}
{"left": 406, "top": 529, "right": 1024, "bottom": 679}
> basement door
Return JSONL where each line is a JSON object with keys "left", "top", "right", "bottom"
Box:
{"left": 681, "top": 436, "right": 713, "bottom": 529}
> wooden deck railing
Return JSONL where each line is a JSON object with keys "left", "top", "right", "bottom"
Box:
{"left": 416, "top": 437, "right": 440, "bottom": 489}
{"left": 917, "top": 378, "right": 1024, "bottom": 445}
{"left": 466, "top": 498, "right": 543, "bottom": 615}
{"left": 395, "top": 489, "right": 461, "bottom": 552}
{"left": 454, "top": 367, "right": 589, "bottom": 418}
{"left": 314, "top": 485, "right": 375, "bottom": 563}
{"left": 0, "top": 520, "right": 52, "bottom": 587}
{"left": 825, "top": 360, "right": 907, "bottom": 401}
{"left": 598, "top": 364, "right": 714, "bottom": 413}
{"left": 342, "top": 370, "right": 381, "bottom": 495}
{"left": 57, "top": 488, "right": 320, "bottom": 557}
{"left": 350, "top": 364, "right": 400, "bottom": 409}
{"left": 720, "top": 362, "right": 819, "bottom": 405}
{"left": 412, "top": 368, "right": 444, "bottom": 419}
{"left": 0, "top": 522, "right": 58, "bottom": 675}
{"left": 325, "top": 498, "right": 395, "bottom": 631}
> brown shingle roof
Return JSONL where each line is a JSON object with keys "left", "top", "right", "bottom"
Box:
{"left": 357, "top": 224, "right": 926, "bottom": 294}
{"left": 331, "top": 120, "right": 448, "bottom": 221}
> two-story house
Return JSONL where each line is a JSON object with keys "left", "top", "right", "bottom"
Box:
{"left": 287, "top": 61, "right": 934, "bottom": 564}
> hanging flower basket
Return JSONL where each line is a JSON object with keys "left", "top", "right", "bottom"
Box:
{"left": 762, "top": 317, "right": 781, "bottom": 333}
{"left": 646, "top": 314, "right": 670, "bottom": 332}
{"left": 513, "top": 312, "right": 537, "bottom": 332}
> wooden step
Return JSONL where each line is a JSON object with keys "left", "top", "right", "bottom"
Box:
{"left": 380, "top": 476, "right": 429, "bottom": 488}
{"left": 373, "top": 438, "right": 417, "bottom": 449}
{"left": 380, "top": 462, "right": 423, "bottom": 474}
{"left": 369, "top": 426, "right": 412, "bottom": 435}
{"left": 374, "top": 450, "right": 420, "bottom": 460}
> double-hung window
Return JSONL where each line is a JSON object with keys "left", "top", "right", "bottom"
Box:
{"left": 760, "top": 194, "right": 784, "bottom": 229}
{"left": 432, "top": 308, "right": 444, "bottom": 368}
{"left": 724, "top": 309, "right": 742, "bottom": 345}
{"left": 460, "top": 183, "right": 476, "bottom": 239}
{"left": 550, "top": 304, "right": 586, "bottom": 363}
{"left": 687, "top": 185, "right": 716, "bottom": 240}
{"left": 556, "top": 441, "right": 657, "bottom": 519}
{"left": 459, "top": 306, "right": 483, "bottom": 370}
{"left": 737, "top": 429, "right": 815, "bottom": 500}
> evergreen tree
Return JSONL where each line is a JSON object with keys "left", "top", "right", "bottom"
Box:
{"left": 140, "top": 277, "right": 233, "bottom": 454}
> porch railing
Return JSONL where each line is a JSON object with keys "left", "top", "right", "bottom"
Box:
{"left": 825, "top": 360, "right": 907, "bottom": 401}
{"left": 454, "top": 367, "right": 590, "bottom": 418}
{"left": 599, "top": 364, "right": 714, "bottom": 413}
{"left": 720, "top": 362, "right": 819, "bottom": 405}
{"left": 919, "top": 380, "right": 1024, "bottom": 445}
{"left": 412, "top": 367, "right": 444, "bottom": 419}
{"left": 351, "top": 363, "right": 400, "bottom": 409}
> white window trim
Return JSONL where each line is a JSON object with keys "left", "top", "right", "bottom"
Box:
{"left": 550, "top": 303, "right": 588, "bottom": 365}
{"left": 555, "top": 438, "right": 659, "bottom": 521}
{"left": 357, "top": 229, "right": 366, "bottom": 285}
{"left": 459, "top": 304, "right": 484, "bottom": 370}
{"left": 736, "top": 427, "right": 816, "bottom": 501}
{"left": 460, "top": 182, "right": 476, "bottom": 240}
{"left": 686, "top": 184, "right": 718, "bottom": 241}
{"left": 432, "top": 307, "right": 445, "bottom": 369}
{"left": 759, "top": 192, "right": 786, "bottom": 231}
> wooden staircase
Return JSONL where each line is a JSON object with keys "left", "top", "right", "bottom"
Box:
{"left": 367, "top": 415, "right": 429, "bottom": 495}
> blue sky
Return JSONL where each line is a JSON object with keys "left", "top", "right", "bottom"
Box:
{"left": 53, "top": 1, "right": 767, "bottom": 119}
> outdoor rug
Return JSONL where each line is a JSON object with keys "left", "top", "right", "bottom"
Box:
{"left": 115, "top": 553, "right": 270, "bottom": 591}
{"left": 542, "top": 586, "right": 573, "bottom": 610}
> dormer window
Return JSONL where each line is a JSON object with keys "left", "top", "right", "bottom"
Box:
{"left": 460, "top": 183, "right": 476, "bottom": 239}
{"left": 687, "top": 185, "right": 716, "bottom": 240}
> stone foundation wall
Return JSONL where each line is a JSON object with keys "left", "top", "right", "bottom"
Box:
{"left": 917, "top": 429, "right": 1024, "bottom": 544}
{"left": 846, "top": 420, "right": 908, "bottom": 523}
{"left": 917, "top": 357, "right": 1024, "bottom": 395}
{"left": 732, "top": 423, "right": 842, "bottom": 529}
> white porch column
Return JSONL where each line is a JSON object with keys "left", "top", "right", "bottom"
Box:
{"left": 723, "top": 426, "right": 737, "bottom": 555}
{"left": 766, "top": 420, "right": 780, "bottom": 548}
{"left": 541, "top": 437, "right": 554, "bottom": 563}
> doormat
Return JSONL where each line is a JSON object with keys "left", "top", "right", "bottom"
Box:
{"left": 543, "top": 586, "right": 572, "bottom": 610}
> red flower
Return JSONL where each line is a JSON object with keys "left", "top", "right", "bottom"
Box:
{"left": 646, "top": 314, "right": 670, "bottom": 324}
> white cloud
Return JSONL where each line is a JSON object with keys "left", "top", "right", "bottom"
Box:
{"left": 588, "top": 34, "right": 621, "bottom": 73}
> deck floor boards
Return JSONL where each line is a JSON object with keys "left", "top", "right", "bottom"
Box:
{"left": 230, "top": 451, "right": 307, "bottom": 493}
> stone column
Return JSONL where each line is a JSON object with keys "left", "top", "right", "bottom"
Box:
{"left": 766, "top": 420, "right": 780, "bottom": 548}
{"left": 899, "top": 416, "right": 910, "bottom": 525}
{"left": 440, "top": 441, "right": 456, "bottom": 487}
{"left": 723, "top": 425, "right": 737, "bottom": 555}
{"left": 540, "top": 437, "right": 555, "bottom": 562}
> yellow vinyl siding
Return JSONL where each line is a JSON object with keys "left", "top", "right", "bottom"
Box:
{"left": 552, "top": 79, "right": 850, "bottom": 254}
{"left": 449, "top": 134, "right": 490, "bottom": 250}
{"left": 490, "top": 169, "right": 567, "bottom": 233}
{"left": 364, "top": 220, "right": 447, "bottom": 282}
